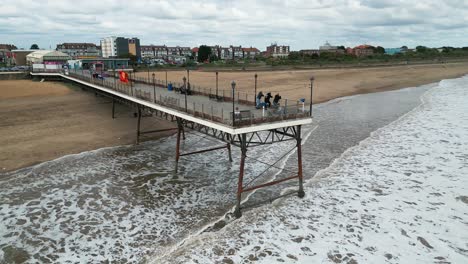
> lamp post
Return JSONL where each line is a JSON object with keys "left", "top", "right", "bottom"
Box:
{"left": 152, "top": 73, "right": 156, "bottom": 102}
{"left": 231, "top": 81, "right": 236, "bottom": 126}
{"left": 183, "top": 76, "right": 188, "bottom": 112}
{"left": 165, "top": 70, "right": 168, "bottom": 88}
{"left": 310, "top": 76, "right": 314, "bottom": 116}
{"left": 216, "top": 71, "right": 219, "bottom": 98}
{"left": 254, "top": 73, "right": 258, "bottom": 106}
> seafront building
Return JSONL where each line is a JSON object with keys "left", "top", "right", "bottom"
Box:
{"left": 100, "top": 36, "right": 141, "bottom": 59}
{"left": 56, "top": 43, "right": 100, "bottom": 59}
{"left": 265, "top": 43, "right": 290, "bottom": 58}
{"left": 0, "top": 44, "right": 18, "bottom": 66}
{"left": 26, "top": 50, "right": 70, "bottom": 66}
{"left": 385, "top": 47, "right": 404, "bottom": 55}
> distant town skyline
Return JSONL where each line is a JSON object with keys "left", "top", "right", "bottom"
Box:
{"left": 1, "top": 0, "right": 467, "bottom": 50}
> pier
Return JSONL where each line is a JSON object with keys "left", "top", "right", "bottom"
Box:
{"left": 30, "top": 69, "right": 313, "bottom": 217}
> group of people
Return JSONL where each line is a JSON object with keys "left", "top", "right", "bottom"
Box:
{"left": 256, "top": 91, "right": 282, "bottom": 109}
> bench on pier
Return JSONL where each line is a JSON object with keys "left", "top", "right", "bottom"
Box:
{"left": 231, "top": 110, "right": 252, "bottom": 121}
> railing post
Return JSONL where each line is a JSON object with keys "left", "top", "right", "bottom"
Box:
{"left": 231, "top": 81, "right": 236, "bottom": 126}
{"left": 254, "top": 73, "right": 258, "bottom": 106}
{"left": 310, "top": 76, "right": 314, "bottom": 116}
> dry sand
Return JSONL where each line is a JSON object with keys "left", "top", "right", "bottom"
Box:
{"left": 1, "top": 62, "right": 468, "bottom": 172}
{"left": 0, "top": 80, "right": 175, "bottom": 172}
{"left": 140, "top": 62, "right": 468, "bottom": 103}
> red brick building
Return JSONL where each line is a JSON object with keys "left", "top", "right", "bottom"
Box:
{"left": 265, "top": 44, "right": 290, "bottom": 58}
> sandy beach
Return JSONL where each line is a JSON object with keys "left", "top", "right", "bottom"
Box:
{"left": 141, "top": 62, "right": 468, "bottom": 103}
{"left": 1, "top": 62, "right": 468, "bottom": 172}
{"left": 0, "top": 80, "right": 176, "bottom": 172}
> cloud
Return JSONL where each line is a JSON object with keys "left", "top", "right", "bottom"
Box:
{"left": 0, "top": 0, "right": 466, "bottom": 50}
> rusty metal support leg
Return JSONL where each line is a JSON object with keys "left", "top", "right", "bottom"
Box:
{"left": 234, "top": 133, "right": 247, "bottom": 218}
{"left": 227, "top": 143, "right": 233, "bottom": 162}
{"left": 112, "top": 97, "right": 115, "bottom": 119}
{"left": 182, "top": 126, "right": 186, "bottom": 140}
{"left": 175, "top": 117, "right": 183, "bottom": 173}
{"left": 136, "top": 107, "right": 141, "bottom": 145}
{"left": 297, "top": 125, "right": 305, "bottom": 198}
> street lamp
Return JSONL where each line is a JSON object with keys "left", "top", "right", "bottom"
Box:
{"left": 152, "top": 73, "right": 156, "bottom": 102}
{"left": 231, "top": 81, "right": 236, "bottom": 126}
{"left": 310, "top": 76, "right": 314, "bottom": 116}
{"left": 183, "top": 76, "right": 188, "bottom": 112}
{"left": 254, "top": 73, "right": 258, "bottom": 106}
{"left": 165, "top": 70, "right": 168, "bottom": 88}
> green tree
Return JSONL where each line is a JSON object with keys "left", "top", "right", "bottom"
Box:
{"left": 288, "top": 51, "right": 302, "bottom": 60}
{"left": 30, "top": 44, "right": 39, "bottom": 49}
{"left": 374, "top": 46, "right": 385, "bottom": 54}
{"left": 197, "top": 45, "right": 212, "bottom": 62}
{"left": 416, "top": 46, "right": 428, "bottom": 52}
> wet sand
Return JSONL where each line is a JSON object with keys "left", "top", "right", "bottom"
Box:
{"left": 141, "top": 62, "right": 468, "bottom": 103}
{"left": 0, "top": 80, "right": 175, "bottom": 172}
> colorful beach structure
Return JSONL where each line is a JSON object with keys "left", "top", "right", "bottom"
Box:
{"left": 30, "top": 68, "right": 314, "bottom": 217}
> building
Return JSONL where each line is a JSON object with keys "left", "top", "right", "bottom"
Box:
{"left": 266, "top": 44, "right": 290, "bottom": 58}
{"left": 100, "top": 36, "right": 130, "bottom": 58}
{"left": 100, "top": 37, "right": 117, "bottom": 58}
{"left": 318, "top": 41, "right": 344, "bottom": 55}
{"left": 0, "top": 44, "right": 18, "bottom": 65}
{"left": 242, "top": 47, "right": 260, "bottom": 59}
{"left": 67, "top": 58, "right": 130, "bottom": 70}
{"left": 179, "top": 47, "right": 192, "bottom": 57}
{"left": 219, "top": 47, "right": 231, "bottom": 60}
{"left": 56, "top": 43, "right": 99, "bottom": 59}
{"left": 128, "top": 38, "right": 141, "bottom": 60}
{"left": 11, "top": 50, "right": 36, "bottom": 65}
{"left": 231, "top": 45, "right": 243, "bottom": 59}
{"left": 141, "top": 45, "right": 155, "bottom": 59}
{"left": 154, "top": 45, "right": 168, "bottom": 58}
{"left": 192, "top": 47, "right": 199, "bottom": 60}
{"left": 384, "top": 48, "right": 403, "bottom": 55}
{"left": 299, "top": 49, "right": 321, "bottom": 56}
{"left": 167, "top": 46, "right": 180, "bottom": 56}
{"left": 352, "top": 45, "right": 375, "bottom": 57}
{"left": 26, "top": 50, "right": 70, "bottom": 65}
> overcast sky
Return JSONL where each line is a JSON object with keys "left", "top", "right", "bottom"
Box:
{"left": 1, "top": 0, "right": 467, "bottom": 50}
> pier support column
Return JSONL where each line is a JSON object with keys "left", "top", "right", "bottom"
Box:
{"left": 136, "top": 107, "right": 142, "bottom": 145}
{"left": 234, "top": 133, "right": 247, "bottom": 218}
{"left": 175, "top": 117, "right": 183, "bottom": 173}
{"left": 227, "top": 143, "right": 233, "bottom": 162}
{"left": 296, "top": 125, "right": 305, "bottom": 198}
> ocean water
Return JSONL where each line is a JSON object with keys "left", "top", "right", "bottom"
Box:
{"left": 0, "top": 80, "right": 433, "bottom": 263}
{"left": 155, "top": 76, "right": 468, "bottom": 263}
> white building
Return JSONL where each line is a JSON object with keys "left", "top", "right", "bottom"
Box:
{"left": 26, "top": 50, "right": 70, "bottom": 65}
{"left": 100, "top": 36, "right": 117, "bottom": 58}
